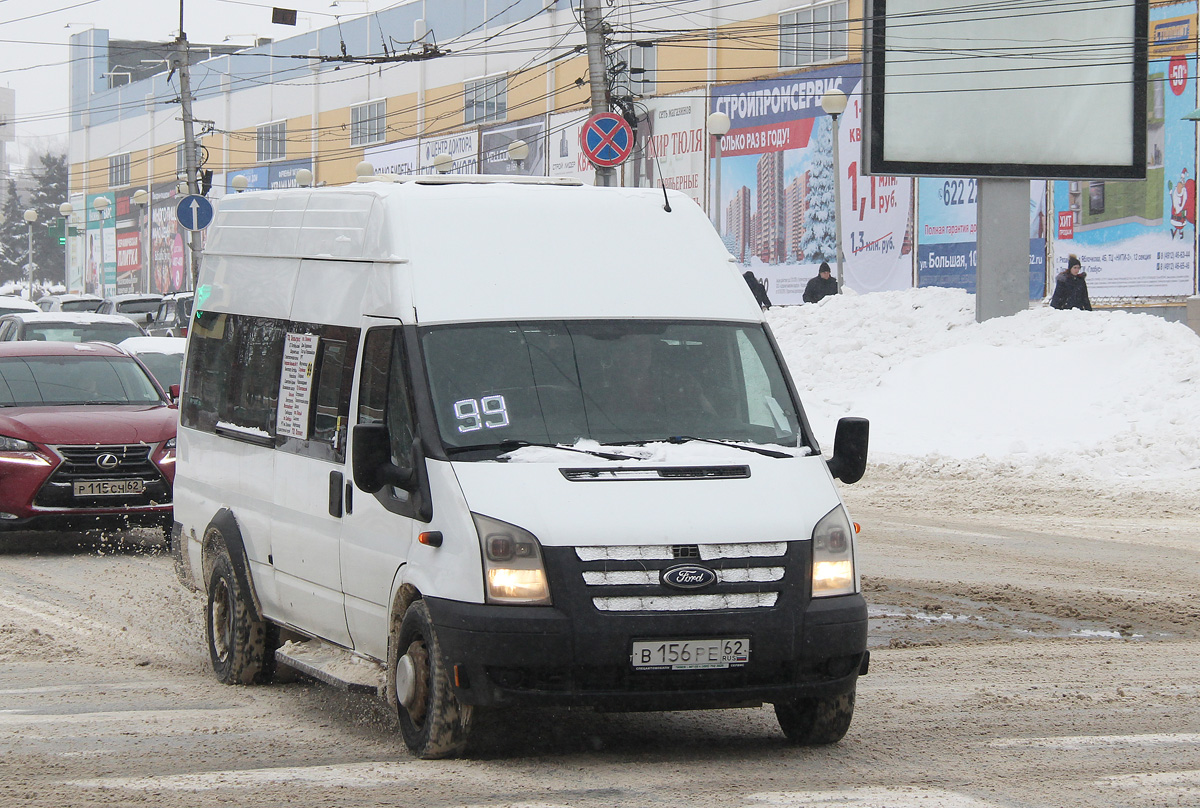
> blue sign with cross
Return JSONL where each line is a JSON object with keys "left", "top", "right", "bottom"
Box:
{"left": 580, "top": 112, "right": 635, "bottom": 168}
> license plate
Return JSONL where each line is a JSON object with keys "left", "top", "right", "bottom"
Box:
{"left": 630, "top": 638, "right": 750, "bottom": 671}
{"left": 74, "top": 479, "right": 144, "bottom": 496}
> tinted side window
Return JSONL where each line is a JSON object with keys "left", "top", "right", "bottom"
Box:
{"left": 357, "top": 327, "right": 414, "bottom": 467}
{"left": 182, "top": 313, "right": 286, "bottom": 439}
{"left": 276, "top": 325, "right": 359, "bottom": 463}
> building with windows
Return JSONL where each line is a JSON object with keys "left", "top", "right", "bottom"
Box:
{"left": 65, "top": 0, "right": 1199, "bottom": 316}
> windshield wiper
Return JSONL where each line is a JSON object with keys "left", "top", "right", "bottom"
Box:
{"left": 660, "top": 435, "right": 794, "bottom": 459}
{"left": 446, "top": 440, "right": 634, "bottom": 461}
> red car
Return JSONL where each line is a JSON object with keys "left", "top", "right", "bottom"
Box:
{"left": 0, "top": 341, "right": 176, "bottom": 533}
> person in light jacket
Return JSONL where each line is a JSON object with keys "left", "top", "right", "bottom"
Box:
{"left": 1050, "top": 254, "right": 1092, "bottom": 311}
{"left": 803, "top": 262, "right": 839, "bottom": 304}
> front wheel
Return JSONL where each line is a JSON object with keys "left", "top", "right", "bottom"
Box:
{"left": 206, "top": 550, "right": 266, "bottom": 685}
{"left": 393, "top": 600, "right": 473, "bottom": 759}
{"left": 774, "top": 688, "right": 855, "bottom": 745}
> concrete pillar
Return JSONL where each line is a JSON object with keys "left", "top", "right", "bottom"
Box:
{"left": 975, "top": 178, "right": 1030, "bottom": 322}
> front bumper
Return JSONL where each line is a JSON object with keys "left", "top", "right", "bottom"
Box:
{"left": 426, "top": 585, "right": 867, "bottom": 710}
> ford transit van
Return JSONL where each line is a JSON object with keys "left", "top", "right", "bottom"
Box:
{"left": 173, "top": 175, "right": 870, "bottom": 758}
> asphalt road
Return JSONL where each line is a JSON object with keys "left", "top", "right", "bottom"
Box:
{"left": 1, "top": 469, "right": 1198, "bottom": 808}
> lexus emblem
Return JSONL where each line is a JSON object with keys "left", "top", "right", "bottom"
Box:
{"left": 661, "top": 564, "right": 717, "bottom": 590}
{"left": 96, "top": 453, "right": 120, "bottom": 470}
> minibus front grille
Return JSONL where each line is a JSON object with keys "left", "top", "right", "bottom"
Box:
{"left": 574, "top": 541, "right": 790, "bottom": 613}
{"left": 560, "top": 465, "right": 750, "bottom": 482}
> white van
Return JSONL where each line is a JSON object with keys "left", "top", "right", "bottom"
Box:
{"left": 173, "top": 175, "right": 870, "bottom": 759}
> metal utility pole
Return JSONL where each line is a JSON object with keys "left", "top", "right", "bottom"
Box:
{"left": 176, "top": 2, "right": 203, "bottom": 289}
{"left": 581, "top": 0, "right": 615, "bottom": 187}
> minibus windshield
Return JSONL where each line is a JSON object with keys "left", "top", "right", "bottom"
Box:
{"left": 420, "top": 320, "right": 805, "bottom": 456}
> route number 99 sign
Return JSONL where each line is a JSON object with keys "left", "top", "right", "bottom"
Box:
{"left": 455, "top": 395, "right": 509, "bottom": 432}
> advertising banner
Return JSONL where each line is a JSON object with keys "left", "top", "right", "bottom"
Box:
{"left": 1050, "top": 2, "right": 1197, "bottom": 298}
{"left": 547, "top": 111, "right": 594, "bottom": 184}
{"left": 66, "top": 194, "right": 84, "bottom": 292}
{"left": 268, "top": 159, "right": 313, "bottom": 189}
{"left": 625, "top": 92, "right": 707, "bottom": 208}
{"left": 226, "top": 166, "right": 268, "bottom": 193}
{"left": 364, "top": 138, "right": 419, "bottom": 176}
{"left": 481, "top": 117, "right": 547, "bottom": 176}
{"left": 710, "top": 65, "right": 914, "bottom": 305}
{"left": 917, "top": 179, "right": 1048, "bottom": 299}
{"left": 419, "top": 130, "right": 478, "bottom": 174}
{"left": 114, "top": 189, "right": 144, "bottom": 295}
{"left": 150, "top": 182, "right": 187, "bottom": 294}
{"left": 85, "top": 192, "right": 116, "bottom": 297}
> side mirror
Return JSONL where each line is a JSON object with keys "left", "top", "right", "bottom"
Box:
{"left": 168, "top": 383, "right": 180, "bottom": 404}
{"left": 826, "top": 417, "right": 869, "bottom": 484}
{"left": 352, "top": 425, "right": 422, "bottom": 494}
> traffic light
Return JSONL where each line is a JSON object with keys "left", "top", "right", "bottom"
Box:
{"left": 47, "top": 217, "right": 66, "bottom": 245}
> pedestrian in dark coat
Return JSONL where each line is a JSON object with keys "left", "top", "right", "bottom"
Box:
{"left": 1050, "top": 254, "right": 1092, "bottom": 311}
{"left": 803, "top": 262, "right": 839, "bottom": 303}
{"left": 742, "top": 270, "right": 772, "bottom": 309}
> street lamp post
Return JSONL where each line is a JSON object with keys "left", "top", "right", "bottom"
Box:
{"left": 23, "top": 209, "right": 37, "bottom": 300}
{"left": 132, "top": 189, "right": 150, "bottom": 293}
{"left": 706, "top": 112, "right": 731, "bottom": 235}
{"left": 820, "top": 89, "right": 848, "bottom": 291}
{"left": 93, "top": 196, "right": 110, "bottom": 297}
{"left": 59, "top": 203, "right": 73, "bottom": 292}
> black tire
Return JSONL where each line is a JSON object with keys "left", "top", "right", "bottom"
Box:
{"left": 774, "top": 688, "right": 856, "bottom": 745}
{"left": 206, "top": 551, "right": 266, "bottom": 685}
{"left": 394, "top": 600, "right": 473, "bottom": 759}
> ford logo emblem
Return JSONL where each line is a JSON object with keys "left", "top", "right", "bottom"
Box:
{"left": 661, "top": 564, "right": 717, "bottom": 590}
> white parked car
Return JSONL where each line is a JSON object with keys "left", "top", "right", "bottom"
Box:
{"left": 98, "top": 294, "right": 163, "bottom": 326}
{"left": 0, "top": 296, "right": 40, "bottom": 317}
{"left": 0, "top": 311, "right": 149, "bottom": 344}
{"left": 119, "top": 336, "right": 186, "bottom": 392}
{"left": 36, "top": 293, "right": 104, "bottom": 313}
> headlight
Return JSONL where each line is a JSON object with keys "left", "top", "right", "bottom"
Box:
{"left": 473, "top": 513, "right": 551, "bottom": 605}
{"left": 811, "top": 505, "right": 857, "bottom": 597}
{"left": 164, "top": 438, "right": 176, "bottom": 450}
{"left": 0, "top": 435, "right": 36, "bottom": 452}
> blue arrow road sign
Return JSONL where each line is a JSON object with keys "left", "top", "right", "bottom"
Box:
{"left": 176, "top": 194, "right": 214, "bottom": 231}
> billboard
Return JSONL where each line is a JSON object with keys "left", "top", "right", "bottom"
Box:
{"left": 150, "top": 182, "right": 187, "bottom": 294}
{"left": 547, "top": 111, "right": 594, "bottom": 184}
{"left": 85, "top": 192, "right": 116, "bottom": 297}
{"left": 625, "top": 92, "right": 707, "bottom": 208}
{"left": 363, "top": 138, "right": 418, "bottom": 176}
{"left": 917, "top": 180, "right": 1048, "bottom": 299}
{"left": 1049, "top": 2, "right": 1197, "bottom": 298}
{"left": 419, "top": 130, "right": 478, "bottom": 174}
{"left": 710, "top": 64, "right": 914, "bottom": 304}
{"left": 481, "top": 117, "right": 546, "bottom": 176}
{"left": 866, "top": 0, "right": 1149, "bottom": 178}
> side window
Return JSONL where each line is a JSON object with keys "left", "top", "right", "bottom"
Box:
{"left": 181, "top": 313, "right": 286, "bottom": 440}
{"left": 357, "top": 327, "right": 415, "bottom": 468}
{"left": 275, "top": 325, "right": 360, "bottom": 462}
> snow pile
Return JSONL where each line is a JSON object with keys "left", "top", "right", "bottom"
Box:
{"left": 770, "top": 287, "right": 1200, "bottom": 487}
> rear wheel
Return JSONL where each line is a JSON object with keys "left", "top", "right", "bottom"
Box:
{"left": 393, "top": 600, "right": 473, "bottom": 759}
{"left": 774, "top": 688, "right": 856, "bottom": 745}
{"left": 206, "top": 550, "right": 266, "bottom": 684}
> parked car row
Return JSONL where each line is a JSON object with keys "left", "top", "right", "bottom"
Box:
{"left": 0, "top": 340, "right": 178, "bottom": 534}
{"left": 24, "top": 292, "right": 194, "bottom": 337}
{"left": 0, "top": 303, "right": 189, "bottom": 536}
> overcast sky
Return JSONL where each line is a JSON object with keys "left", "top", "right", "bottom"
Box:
{"left": 0, "top": 0, "right": 349, "bottom": 160}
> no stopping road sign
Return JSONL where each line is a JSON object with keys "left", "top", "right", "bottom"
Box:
{"left": 580, "top": 112, "right": 634, "bottom": 168}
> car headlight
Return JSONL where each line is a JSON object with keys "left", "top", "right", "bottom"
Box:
{"left": 811, "top": 505, "right": 857, "bottom": 597}
{"left": 473, "top": 513, "right": 551, "bottom": 605}
{"left": 164, "top": 437, "right": 176, "bottom": 450}
{"left": 0, "top": 435, "right": 36, "bottom": 452}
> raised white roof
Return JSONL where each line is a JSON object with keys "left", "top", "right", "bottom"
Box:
{"left": 202, "top": 179, "right": 762, "bottom": 326}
